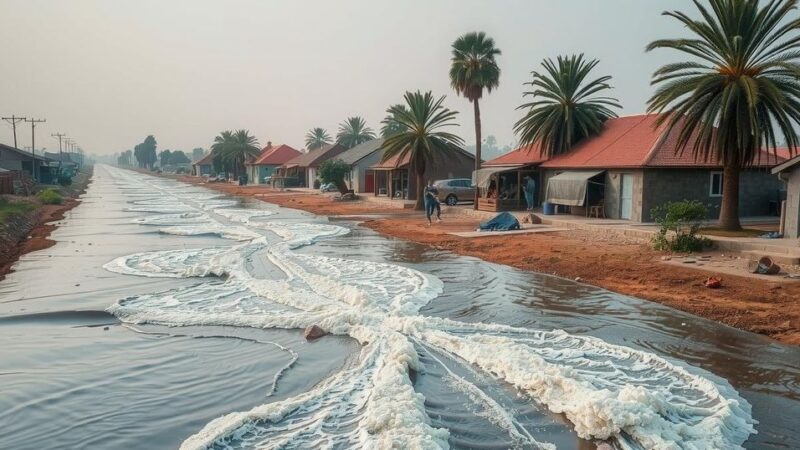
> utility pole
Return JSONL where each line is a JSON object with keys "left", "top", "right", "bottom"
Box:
{"left": 52, "top": 132, "right": 66, "bottom": 172}
{"left": 1, "top": 115, "right": 26, "bottom": 148}
{"left": 24, "top": 118, "right": 46, "bottom": 182}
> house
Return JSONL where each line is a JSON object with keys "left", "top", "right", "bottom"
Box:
{"left": 0, "top": 143, "right": 56, "bottom": 183}
{"left": 370, "top": 146, "right": 476, "bottom": 200}
{"left": 336, "top": 138, "right": 385, "bottom": 193}
{"left": 473, "top": 145, "right": 548, "bottom": 212}
{"left": 277, "top": 143, "right": 346, "bottom": 188}
{"left": 245, "top": 143, "right": 301, "bottom": 185}
{"left": 772, "top": 155, "right": 800, "bottom": 239}
{"left": 192, "top": 152, "right": 215, "bottom": 176}
{"left": 536, "top": 114, "right": 789, "bottom": 222}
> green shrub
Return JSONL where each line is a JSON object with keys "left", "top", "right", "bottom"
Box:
{"left": 58, "top": 173, "right": 73, "bottom": 186}
{"left": 0, "top": 197, "right": 36, "bottom": 223}
{"left": 318, "top": 159, "right": 350, "bottom": 194}
{"left": 37, "top": 188, "right": 64, "bottom": 205}
{"left": 650, "top": 200, "right": 711, "bottom": 252}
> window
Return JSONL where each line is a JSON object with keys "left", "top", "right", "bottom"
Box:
{"left": 709, "top": 172, "right": 723, "bottom": 197}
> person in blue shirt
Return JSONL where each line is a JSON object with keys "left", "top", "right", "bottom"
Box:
{"left": 523, "top": 175, "right": 537, "bottom": 211}
{"left": 424, "top": 180, "right": 442, "bottom": 225}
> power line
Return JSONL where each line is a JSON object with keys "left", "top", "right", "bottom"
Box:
{"left": 1, "top": 114, "right": 26, "bottom": 148}
{"left": 24, "top": 118, "right": 46, "bottom": 181}
{"left": 52, "top": 132, "right": 66, "bottom": 170}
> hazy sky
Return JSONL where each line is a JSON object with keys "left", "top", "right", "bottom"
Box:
{"left": 1, "top": 0, "right": 693, "bottom": 156}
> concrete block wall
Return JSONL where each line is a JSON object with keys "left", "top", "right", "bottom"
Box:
{"left": 786, "top": 168, "right": 800, "bottom": 238}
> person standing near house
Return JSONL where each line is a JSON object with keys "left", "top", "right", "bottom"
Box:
{"left": 424, "top": 179, "right": 442, "bottom": 225}
{"left": 523, "top": 175, "right": 536, "bottom": 211}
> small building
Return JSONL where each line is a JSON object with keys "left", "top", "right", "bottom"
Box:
{"left": 370, "top": 146, "right": 476, "bottom": 200}
{"left": 537, "top": 114, "right": 789, "bottom": 222}
{"left": 472, "top": 145, "right": 548, "bottom": 212}
{"left": 245, "top": 143, "right": 301, "bottom": 185}
{"left": 0, "top": 143, "right": 55, "bottom": 183}
{"left": 336, "top": 138, "right": 385, "bottom": 193}
{"left": 277, "top": 143, "right": 346, "bottom": 188}
{"left": 772, "top": 155, "right": 800, "bottom": 239}
{"left": 192, "top": 152, "right": 215, "bottom": 177}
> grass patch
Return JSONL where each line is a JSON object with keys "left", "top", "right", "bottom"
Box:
{"left": 698, "top": 227, "right": 766, "bottom": 238}
{"left": 0, "top": 197, "right": 36, "bottom": 223}
{"left": 36, "top": 188, "right": 63, "bottom": 205}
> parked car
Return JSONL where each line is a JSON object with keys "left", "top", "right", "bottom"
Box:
{"left": 320, "top": 182, "right": 338, "bottom": 192}
{"left": 433, "top": 178, "right": 475, "bottom": 205}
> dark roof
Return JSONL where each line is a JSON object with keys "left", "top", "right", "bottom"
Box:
{"left": 336, "top": 138, "right": 385, "bottom": 166}
{"left": 0, "top": 143, "right": 50, "bottom": 161}
{"left": 247, "top": 144, "right": 302, "bottom": 166}
{"left": 283, "top": 143, "right": 346, "bottom": 168}
{"left": 370, "top": 145, "right": 475, "bottom": 170}
{"left": 193, "top": 152, "right": 215, "bottom": 166}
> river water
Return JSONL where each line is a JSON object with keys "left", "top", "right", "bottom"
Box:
{"left": 0, "top": 165, "right": 798, "bottom": 450}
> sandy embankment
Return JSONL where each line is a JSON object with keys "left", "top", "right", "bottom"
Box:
{"left": 0, "top": 169, "right": 94, "bottom": 280}
{"left": 162, "top": 174, "right": 800, "bottom": 345}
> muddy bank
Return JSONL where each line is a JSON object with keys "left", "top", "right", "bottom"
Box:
{"left": 0, "top": 168, "right": 94, "bottom": 280}
{"left": 153, "top": 174, "right": 800, "bottom": 345}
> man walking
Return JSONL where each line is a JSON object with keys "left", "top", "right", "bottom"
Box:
{"left": 424, "top": 179, "right": 442, "bottom": 225}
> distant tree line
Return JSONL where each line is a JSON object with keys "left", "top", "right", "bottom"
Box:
{"left": 158, "top": 149, "right": 191, "bottom": 167}
{"left": 133, "top": 135, "right": 158, "bottom": 169}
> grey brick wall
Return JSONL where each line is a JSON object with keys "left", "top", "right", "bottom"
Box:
{"left": 642, "top": 168, "right": 783, "bottom": 221}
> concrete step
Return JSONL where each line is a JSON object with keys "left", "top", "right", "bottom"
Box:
{"left": 741, "top": 250, "right": 800, "bottom": 265}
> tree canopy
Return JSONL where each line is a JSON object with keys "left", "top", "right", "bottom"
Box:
{"left": 336, "top": 117, "right": 375, "bottom": 149}
{"left": 318, "top": 158, "right": 351, "bottom": 194}
{"left": 305, "top": 127, "right": 332, "bottom": 150}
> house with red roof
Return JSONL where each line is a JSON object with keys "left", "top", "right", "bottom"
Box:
{"left": 245, "top": 142, "right": 302, "bottom": 185}
{"left": 275, "top": 143, "right": 347, "bottom": 188}
{"left": 483, "top": 114, "right": 793, "bottom": 222}
{"left": 541, "top": 114, "right": 790, "bottom": 221}
{"left": 369, "top": 145, "right": 475, "bottom": 201}
{"left": 475, "top": 145, "right": 549, "bottom": 212}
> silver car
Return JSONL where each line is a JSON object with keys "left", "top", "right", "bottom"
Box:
{"left": 433, "top": 178, "right": 475, "bottom": 205}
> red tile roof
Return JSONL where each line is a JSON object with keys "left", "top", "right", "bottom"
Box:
{"left": 247, "top": 144, "right": 301, "bottom": 166}
{"left": 371, "top": 152, "right": 410, "bottom": 170}
{"left": 484, "top": 144, "right": 549, "bottom": 167}
{"left": 537, "top": 114, "right": 792, "bottom": 169}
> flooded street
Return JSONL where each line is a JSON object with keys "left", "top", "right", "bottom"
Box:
{"left": 1, "top": 165, "right": 799, "bottom": 449}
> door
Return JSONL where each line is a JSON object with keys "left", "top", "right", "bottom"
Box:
{"left": 365, "top": 171, "right": 375, "bottom": 193}
{"left": 620, "top": 174, "right": 633, "bottom": 220}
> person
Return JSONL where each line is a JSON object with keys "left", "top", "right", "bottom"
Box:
{"left": 523, "top": 175, "right": 537, "bottom": 211}
{"left": 424, "top": 179, "right": 442, "bottom": 225}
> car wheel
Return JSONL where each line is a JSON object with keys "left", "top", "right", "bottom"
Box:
{"left": 446, "top": 195, "right": 458, "bottom": 206}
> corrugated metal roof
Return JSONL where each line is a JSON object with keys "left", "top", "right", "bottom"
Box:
{"left": 336, "top": 138, "right": 385, "bottom": 165}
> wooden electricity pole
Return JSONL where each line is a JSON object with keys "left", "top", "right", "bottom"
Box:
{"left": 2, "top": 115, "right": 26, "bottom": 148}
{"left": 24, "top": 118, "right": 46, "bottom": 181}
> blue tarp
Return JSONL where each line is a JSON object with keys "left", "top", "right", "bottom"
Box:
{"left": 478, "top": 212, "right": 521, "bottom": 232}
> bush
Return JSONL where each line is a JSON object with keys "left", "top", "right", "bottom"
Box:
{"left": 318, "top": 159, "right": 350, "bottom": 194}
{"left": 650, "top": 200, "right": 710, "bottom": 252}
{"left": 58, "top": 173, "right": 73, "bottom": 186}
{"left": 37, "top": 188, "right": 64, "bottom": 205}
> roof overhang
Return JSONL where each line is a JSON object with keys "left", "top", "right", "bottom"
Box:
{"left": 772, "top": 155, "right": 800, "bottom": 174}
{"left": 472, "top": 165, "right": 522, "bottom": 189}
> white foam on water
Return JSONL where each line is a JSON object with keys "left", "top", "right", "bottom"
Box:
{"left": 102, "top": 167, "right": 757, "bottom": 450}
{"left": 133, "top": 212, "right": 210, "bottom": 226}
{"left": 213, "top": 208, "right": 277, "bottom": 223}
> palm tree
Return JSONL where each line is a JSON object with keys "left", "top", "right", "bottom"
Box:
{"left": 380, "top": 91, "right": 464, "bottom": 210}
{"left": 305, "top": 127, "right": 332, "bottom": 151}
{"left": 380, "top": 104, "right": 410, "bottom": 138}
{"left": 210, "top": 129, "right": 260, "bottom": 178}
{"left": 514, "top": 54, "right": 621, "bottom": 158}
{"left": 449, "top": 31, "right": 501, "bottom": 206}
{"left": 336, "top": 116, "right": 375, "bottom": 149}
{"left": 647, "top": 0, "right": 800, "bottom": 231}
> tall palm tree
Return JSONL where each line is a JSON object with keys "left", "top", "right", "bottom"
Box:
{"left": 336, "top": 116, "right": 375, "bottom": 149}
{"left": 449, "top": 31, "right": 501, "bottom": 207}
{"left": 380, "top": 91, "right": 464, "bottom": 210}
{"left": 210, "top": 129, "right": 260, "bottom": 178}
{"left": 380, "top": 104, "right": 410, "bottom": 138}
{"left": 647, "top": 0, "right": 800, "bottom": 231}
{"left": 305, "top": 127, "right": 332, "bottom": 151}
{"left": 514, "top": 54, "right": 621, "bottom": 158}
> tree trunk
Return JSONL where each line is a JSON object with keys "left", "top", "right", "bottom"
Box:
{"left": 414, "top": 166, "right": 425, "bottom": 211}
{"left": 718, "top": 160, "right": 741, "bottom": 231}
{"left": 473, "top": 98, "right": 481, "bottom": 210}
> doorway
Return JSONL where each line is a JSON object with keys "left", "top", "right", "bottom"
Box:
{"left": 620, "top": 174, "right": 633, "bottom": 220}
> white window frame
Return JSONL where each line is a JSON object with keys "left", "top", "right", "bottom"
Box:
{"left": 709, "top": 171, "right": 723, "bottom": 197}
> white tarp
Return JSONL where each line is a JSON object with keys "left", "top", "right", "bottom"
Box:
{"left": 545, "top": 170, "right": 604, "bottom": 206}
{"left": 471, "top": 166, "right": 520, "bottom": 189}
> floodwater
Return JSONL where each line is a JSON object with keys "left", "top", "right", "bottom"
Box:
{"left": 0, "top": 165, "right": 798, "bottom": 450}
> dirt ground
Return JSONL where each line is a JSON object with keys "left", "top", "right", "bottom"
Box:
{"left": 167, "top": 175, "right": 800, "bottom": 345}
